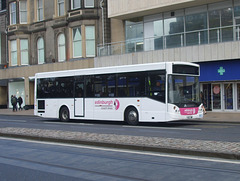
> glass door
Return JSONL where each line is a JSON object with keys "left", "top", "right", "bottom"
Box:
{"left": 224, "top": 83, "right": 233, "bottom": 110}
{"left": 212, "top": 84, "right": 221, "bottom": 110}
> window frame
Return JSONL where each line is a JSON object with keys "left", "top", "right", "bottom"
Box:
{"left": 20, "top": 39, "right": 29, "bottom": 65}
{"left": 57, "top": 33, "right": 66, "bottom": 62}
{"left": 9, "top": 2, "right": 16, "bottom": 25}
{"left": 57, "top": 0, "right": 65, "bottom": 16}
{"left": 37, "top": 37, "right": 45, "bottom": 64}
{"left": 71, "top": 0, "right": 81, "bottom": 10}
{"left": 72, "top": 27, "right": 82, "bottom": 58}
{"left": 85, "top": 26, "right": 95, "bottom": 57}
{"left": 84, "top": 0, "right": 94, "bottom": 8}
{"left": 37, "top": 0, "right": 44, "bottom": 21}
{"left": 19, "top": 0, "right": 28, "bottom": 24}
{"left": 10, "top": 40, "right": 17, "bottom": 66}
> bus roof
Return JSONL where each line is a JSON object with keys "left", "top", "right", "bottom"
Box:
{"left": 35, "top": 62, "right": 199, "bottom": 79}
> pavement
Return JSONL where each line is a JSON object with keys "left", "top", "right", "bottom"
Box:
{"left": 0, "top": 109, "right": 240, "bottom": 160}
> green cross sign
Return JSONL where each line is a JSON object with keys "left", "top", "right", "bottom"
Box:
{"left": 218, "top": 67, "right": 225, "bottom": 76}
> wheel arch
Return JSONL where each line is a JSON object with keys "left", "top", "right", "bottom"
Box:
{"left": 58, "top": 105, "right": 70, "bottom": 119}
{"left": 124, "top": 105, "right": 140, "bottom": 122}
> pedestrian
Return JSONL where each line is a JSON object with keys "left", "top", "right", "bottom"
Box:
{"left": 11, "top": 95, "right": 18, "bottom": 112}
{"left": 18, "top": 96, "right": 23, "bottom": 110}
{"left": 200, "top": 91, "right": 207, "bottom": 115}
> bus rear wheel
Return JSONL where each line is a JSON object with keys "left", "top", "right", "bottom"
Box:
{"left": 125, "top": 107, "right": 139, "bottom": 125}
{"left": 59, "top": 107, "right": 70, "bottom": 122}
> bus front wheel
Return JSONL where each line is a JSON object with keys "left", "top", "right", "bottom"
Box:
{"left": 125, "top": 107, "right": 139, "bottom": 125}
{"left": 59, "top": 107, "right": 70, "bottom": 122}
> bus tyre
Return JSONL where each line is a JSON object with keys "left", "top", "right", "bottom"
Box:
{"left": 125, "top": 107, "right": 139, "bottom": 125}
{"left": 59, "top": 107, "right": 70, "bottom": 122}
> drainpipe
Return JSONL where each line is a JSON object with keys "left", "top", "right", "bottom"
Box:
{"left": 100, "top": 0, "right": 105, "bottom": 45}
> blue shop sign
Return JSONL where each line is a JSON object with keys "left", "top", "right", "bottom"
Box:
{"left": 198, "top": 60, "right": 240, "bottom": 82}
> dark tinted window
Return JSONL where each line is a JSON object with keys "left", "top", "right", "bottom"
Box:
{"left": 117, "top": 72, "right": 147, "bottom": 97}
{"left": 37, "top": 77, "right": 74, "bottom": 98}
{"left": 85, "top": 76, "right": 94, "bottom": 97}
{"left": 148, "top": 70, "right": 166, "bottom": 102}
{"left": 173, "top": 65, "right": 199, "bottom": 75}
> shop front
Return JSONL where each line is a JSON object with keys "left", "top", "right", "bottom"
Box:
{"left": 198, "top": 60, "right": 240, "bottom": 112}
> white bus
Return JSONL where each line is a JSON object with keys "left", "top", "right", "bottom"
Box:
{"left": 34, "top": 62, "right": 203, "bottom": 125}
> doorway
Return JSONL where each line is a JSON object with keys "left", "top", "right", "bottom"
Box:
{"left": 74, "top": 81, "right": 84, "bottom": 117}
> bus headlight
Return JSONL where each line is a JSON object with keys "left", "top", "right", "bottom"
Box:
{"left": 173, "top": 106, "right": 180, "bottom": 113}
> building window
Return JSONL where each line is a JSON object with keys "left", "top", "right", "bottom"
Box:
{"left": 37, "top": 0, "right": 44, "bottom": 21}
{"left": 85, "top": 0, "right": 94, "bottom": 8}
{"left": 1, "top": 0, "right": 6, "bottom": 10}
{"left": 0, "top": 35, "right": 1, "bottom": 64}
{"left": 73, "top": 27, "right": 82, "bottom": 58}
{"left": 58, "top": 33, "right": 66, "bottom": 62}
{"left": 125, "top": 18, "right": 144, "bottom": 53}
{"left": 164, "top": 11, "right": 184, "bottom": 48}
{"left": 86, "top": 26, "right": 95, "bottom": 57}
{"left": 37, "top": 38, "right": 44, "bottom": 64}
{"left": 10, "top": 2, "right": 16, "bottom": 25}
{"left": 58, "top": 0, "right": 64, "bottom": 16}
{"left": 20, "top": 39, "right": 28, "bottom": 65}
{"left": 19, "top": 0, "right": 27, "bottom": 24}
{"left": 10, "top": 40, "right": 17, "bottom": 66}
{"left": 185, "top": 6, "right": 208, "bottom": 46}
{"left": 72, "top": 0, "right": 81, "bottom": 9}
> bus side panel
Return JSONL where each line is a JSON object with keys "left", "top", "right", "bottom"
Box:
{"left": 92, "top": 98, "right": 125, "bottom": 121}
{"left": 140, "top": 98, "right": 166, "bottom": 122}
{"left": 84, "top": 99, "right": 94, "bottom": 119}
{"left": 39, "top": 99, "right": 74, "bottom": 119}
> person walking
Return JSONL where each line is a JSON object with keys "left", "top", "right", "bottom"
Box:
{"left": 11, "top": 95, "right": 18, "bottom": 112}
{"left": 18, "top": 96, "right": 23, "bottom": 110}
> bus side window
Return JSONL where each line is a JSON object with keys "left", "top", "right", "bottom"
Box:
{"left": 117, "top": 75, "right": 127, "bottom": 97}
{"left": 148, "top": 71, "right": 166, "bottom": 103}
{"left": 107, "top": 75, "right": 116, "bottom": 97}
{"left": 86, "top": 76, "right": 94, "bottom": 97}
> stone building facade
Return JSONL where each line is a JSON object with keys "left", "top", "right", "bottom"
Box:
{"left": 0, "top": 0, "right": 110, "bottom": 109}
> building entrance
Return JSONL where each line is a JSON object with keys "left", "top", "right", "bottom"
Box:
{"left": 202, "top": 82, "right": 240, "bottom": 112}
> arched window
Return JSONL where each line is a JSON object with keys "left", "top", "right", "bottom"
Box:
{"left": 37, "top": 37, "right": 44, "bottom": 64}
{"left": 58, "top": 33, "right": 66, "bottom": 62}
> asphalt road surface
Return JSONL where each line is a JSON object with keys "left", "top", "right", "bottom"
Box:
{"left": 0, "top": 137, "right": 240, "bottom": 181}
{"left": 0, "top": 115, "right": 240, "bottom": 142}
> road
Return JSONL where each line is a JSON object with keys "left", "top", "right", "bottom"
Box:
{"left": 0, "top": 115, "right": 240, "bottom": 142}
{"left": 0, "top": 137, "right": 240, "bottom": 181}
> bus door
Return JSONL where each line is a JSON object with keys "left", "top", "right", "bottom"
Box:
{"left": 74, "top": 82, "right": 84, "bottom": 117}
